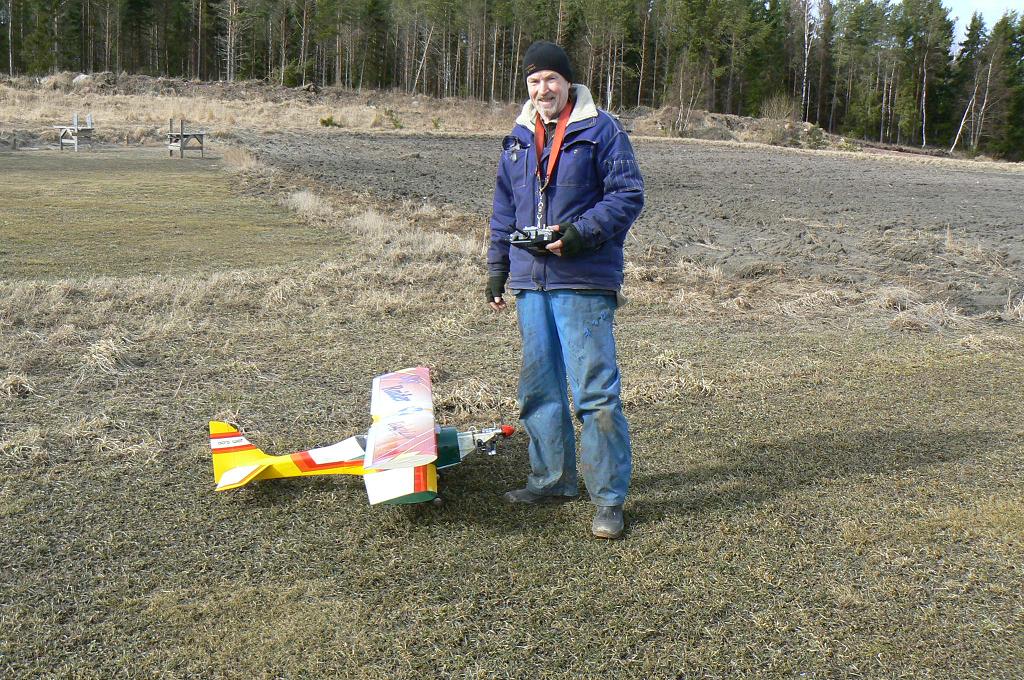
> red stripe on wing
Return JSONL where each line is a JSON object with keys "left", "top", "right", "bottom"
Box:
{"left": 291, "top": 450, "right": 366, "bottom": 472}
{"left": 212, "top": 444, "right": 258, "bottom": 454}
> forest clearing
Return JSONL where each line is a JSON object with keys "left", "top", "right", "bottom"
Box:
{"left": 2, "top": 79, "right": 1023, "bottom": 677}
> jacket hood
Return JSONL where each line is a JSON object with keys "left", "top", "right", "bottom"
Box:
{"left": 515, "top": 84, "right": 599, "bottom": 129}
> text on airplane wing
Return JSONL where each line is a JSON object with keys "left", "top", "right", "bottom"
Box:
{"left": 365, "top": 366, "right": 437, "bottom": 469}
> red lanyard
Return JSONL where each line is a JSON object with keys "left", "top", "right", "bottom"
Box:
{"left": 534, "top": 98, "right": 575, "bottom": 192}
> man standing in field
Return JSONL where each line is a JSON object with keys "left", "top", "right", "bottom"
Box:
{"left": 486, "top": 41, "right": 645, "bottom": 539}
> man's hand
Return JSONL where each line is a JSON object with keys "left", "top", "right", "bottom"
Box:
{"left": 545, "top": 223, "right": 583, "bottom": 257}
{"left": 486, "top": 272, "right": 509, "bottom": 311}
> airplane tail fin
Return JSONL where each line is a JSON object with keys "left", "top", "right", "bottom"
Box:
{"left": 209, "top": 421, "right": 274, "bottom": 491}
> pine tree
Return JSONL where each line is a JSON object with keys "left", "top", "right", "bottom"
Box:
{"left": 989, "top": 12, "right": 1024, "bottom": 159}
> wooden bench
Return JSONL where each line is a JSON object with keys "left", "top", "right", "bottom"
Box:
{"left": 167, "top": 119, "right": 207, "bottom": 158}
{"left": 53, "top": 113, "right": 95, "bottom": 151}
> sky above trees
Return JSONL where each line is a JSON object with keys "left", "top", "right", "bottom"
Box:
{"left": 946, "top": 0, "right": 1022, "bottom": 42}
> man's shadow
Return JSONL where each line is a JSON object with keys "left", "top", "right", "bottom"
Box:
{"left": 221, "top": 427, "right": 994, "bottom": 537}
{"left": 627, "top": 427, "right": 992, "bottom": 525}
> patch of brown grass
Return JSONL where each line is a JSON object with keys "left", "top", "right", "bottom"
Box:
{"left": 221, "top": 145, "right": 266, "bottom": 173}
{"left": 0, "top": 81, "right": 516, "bottom": 139}
{"left": 434, "top": 377, "right": 518, "bottom": 419}
{"left": 1003, "top": 293, "right": 1024, "bottom": 322}
{"left": 621, "top": 344, "right": 717, "bottom": 407}
{"left": 282, "top": 190, "right": 331, "bottom": 218}
{"left": 943, "top": 225, "right": 1008, "bottom": 269}
{"left": 776, "top": 289, "right": 856, "bottom": 316}
{"left": 92, "top": 425, "right": 165, "bottom": 463}
{"left": 955, "top": 332, "right": 1024, "bottom": 352}
{"left": 1, "top": 374, "right": 35, "bottom": 398}
{"left": 890, "top": 301, "right": 975, "bottom": 333}
{"left": 79, "top": 336, "right": 135, "bottom": 377}
{"left": 0, "top": 427, "right": 45, "bottom": 464}
{"left": 60, "top": 414, "right": 113, "bottom": 442}
{"left": 871, "top": 286, "right": 923, "bottom": 312}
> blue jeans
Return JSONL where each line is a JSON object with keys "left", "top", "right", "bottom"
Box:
{"left": 515, "top": 290, "right": 632, "bottom": 506}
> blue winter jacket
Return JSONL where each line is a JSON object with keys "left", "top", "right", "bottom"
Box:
{"left": 488, "top": 85, "right": 645, "bottom": 292}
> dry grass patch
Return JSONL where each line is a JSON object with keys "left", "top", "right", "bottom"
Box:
{"left": 621, "top": 344, "right": 717, "bottom": 407}
{"left": 915, "top": 496, "right": 1024, "bottom": 544}
{"left": 0, "top": 86, "right": 321, "bottom": 139}
{"left": 434, "top": 377, "right": 518, "bottom": 419}
{"left": 0, "top": 81, "right": 516, "bottom": 140}
{"left": 343, "top": 209, "right": 481, "bottom": 263}
{"left": 677, "top": 260, "right": 725, "bottom": 284}
{"left": 619, "top": 260, "right": 1009, "bottom": 333}
{"left": 943, "top": 225, "right": 1008, "bottom": 269}
{"left": 870, "top": 286, "right": 923, "bottom": 312}
{"left": 879, "top": 225, "right": 1009, "bottom": 274}
{"left": 60, "top": 414, "right": 113, "bottom": 443}
{"left": 420, "top": 311, "right": 475, "bottom": 338}
{"left": 1003, "top": 293, "right": 1024, "bottom": 322}
{"left": 47, "top": 323, "right": 82, "bottom": 346}
{"left": 283, "top": 189, "right": 332, "bottom": 218}
{"left": 956, "top": 333, "right": 1023, "bottom": 352}
{"left": 221, "top": 145, "right": 267, "bottom": 173}
{"left": 722, "top": 294, "right": 754, "bottom": 311}
{"left": 319, "top": 106, "right": 378, "bottom": 128}
{"left": 92, "top": 425, "right": 165, "bottom": 464}
{"left": 79, "top": 336, "right": 135, "bottom": 377}
{"left": 623, "top": 261, "right": 666, "bottom": 284}
{"left": 775, "top": 289, "right": 857, "bottom": 316}
{"left": 2, "top": 374, "right": 35, "bottom": 399}
{"left": 0, "top": 427, "right": 45, "bottom": 464}
{"left": 890, "top": 301, "right": 975, "bottom": 333}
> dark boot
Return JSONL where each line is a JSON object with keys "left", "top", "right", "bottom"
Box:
{"left": 591, "top": 505, "right": 624, "bottom": 539}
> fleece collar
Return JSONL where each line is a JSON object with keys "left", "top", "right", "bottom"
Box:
{"left": 515, "top": 84, "right": 599, "bottom": 129}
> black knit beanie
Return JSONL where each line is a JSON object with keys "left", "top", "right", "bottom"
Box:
{"left": 523, "top": 41, "right": 574, "bottom": 83}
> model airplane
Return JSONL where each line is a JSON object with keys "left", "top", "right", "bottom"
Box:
{"left": 209, "top": 366, "right": 514, "bottom": 505}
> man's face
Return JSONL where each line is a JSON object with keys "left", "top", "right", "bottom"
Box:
{"left": 527, "top": 70, "right": 570, "bottom": 123}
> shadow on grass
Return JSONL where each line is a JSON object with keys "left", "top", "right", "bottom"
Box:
{"left": 210, "top": 429, "right": 998, "bottom": 536}
{"left": 629, "top": 428, "right": 998, "bottom": 525}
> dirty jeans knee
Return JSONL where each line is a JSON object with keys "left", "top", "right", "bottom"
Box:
{"left": 578, "top": 402, "right": 631, "bottom": 506}
{"left": 548, "top": 291, "right": 632, "bottom": 506}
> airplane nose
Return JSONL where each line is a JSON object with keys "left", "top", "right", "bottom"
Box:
{"left": 500, "top": 425, "right": 515, "bottom": 437}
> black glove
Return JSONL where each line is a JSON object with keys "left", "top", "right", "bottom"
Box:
{"left": 557, "top": 223, "right": 584, "bottom": 258}
{"left": 486, "top": 272, "right": 508, "bottom": 303}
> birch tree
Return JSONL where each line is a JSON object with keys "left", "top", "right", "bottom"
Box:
{"left": 3, "top": 0, "right": 13, "bottom": 75}
{"left": 794, "top": 0, "right": 814, "bottom": 120}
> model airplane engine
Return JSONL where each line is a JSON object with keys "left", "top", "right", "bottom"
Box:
{"left": 437, "top": 425, "right": 516, "bottom": 469}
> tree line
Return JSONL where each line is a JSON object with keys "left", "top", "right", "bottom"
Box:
{"left": 2, "top": 0, "right": 1022, "bottom": 158}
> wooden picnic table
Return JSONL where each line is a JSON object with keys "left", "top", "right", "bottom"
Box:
{"left": 167, "top": 119, "right": 207, "bottom": 158}
{"left": 54, "top": 113, "right": 94, "bottom": 151}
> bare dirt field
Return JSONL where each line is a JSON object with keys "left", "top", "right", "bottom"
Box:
{"left": 2, "top": 111, "right": 1023, "bottom": 677}
{"left": 248, "top": 130, "right": 1023, "bottom": 312}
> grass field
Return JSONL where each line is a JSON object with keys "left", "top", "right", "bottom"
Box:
{"left": 1, "top": 148, "right": 1022, "bottom": 678}
{"left": 0, "top": 149, "right": 338, "bottom": 278}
